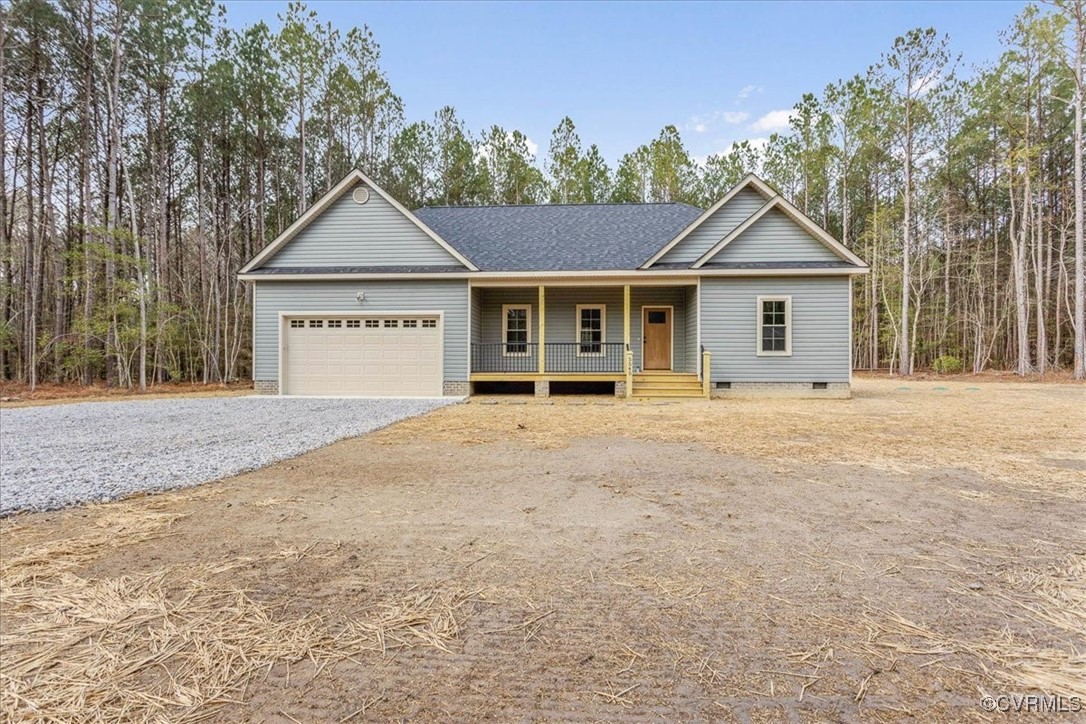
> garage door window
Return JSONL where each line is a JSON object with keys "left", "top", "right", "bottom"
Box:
{"left": 384, "top": 319, "right": 398, "bottom": 328}
{"left": 308, "top": 320, "right": 323, "bottom": 328}
{"left": 422, "top": 319, "right": 437, "bottom": 328}
{"left": 365, "top": 319, "right": 379, "bottom": 328}
{"left": 328, "top": 319, "right": 342, "bottom": 328}
{"left": 290, "top": 319, "right": 304, "bottom": 328}
{"left": 346, "top": 319, "right": 360, "bottom": 328}
{"left": 403, "top": 319, "right": 418, "bottom": 328}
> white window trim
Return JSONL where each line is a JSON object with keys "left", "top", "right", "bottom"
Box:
{"left": 575, "top": 304, "right": 607, "bottom": 357}
{"left": 756, "top": 296, "right": 792, "bottom": 357}
{"left": 502, "top": 303, "right": 532, "bottom": 357}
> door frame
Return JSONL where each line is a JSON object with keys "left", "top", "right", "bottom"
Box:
{"left": 640, "top": 305, "right": 674, "bottom": 371}
{"left": 277, "top": 310, "right": 445, "bottom": 397}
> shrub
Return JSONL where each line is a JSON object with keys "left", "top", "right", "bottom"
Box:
{"left": 932, "top": 355, "right": 963, "bottom": 374}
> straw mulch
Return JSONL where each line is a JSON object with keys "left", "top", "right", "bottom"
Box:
{"left": 0, "top": 504, "right": 485, "bottom": 722}
{"left": 841, "top": 552, "right": 1086, "bottom": 700}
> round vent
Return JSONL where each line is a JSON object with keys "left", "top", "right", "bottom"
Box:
{"left": 352, "top": 187, "right": 370, "bottom": 204}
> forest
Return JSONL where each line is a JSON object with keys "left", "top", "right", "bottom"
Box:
{"left": 1, "top": 0, "right": 1084, "bottom": 389}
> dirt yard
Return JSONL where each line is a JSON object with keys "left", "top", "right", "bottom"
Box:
{"left": 0, "top": 381, "right": 253, "bottom": 408}
{"left": 2, "top": 378, "right": 1083, "bottom": 722}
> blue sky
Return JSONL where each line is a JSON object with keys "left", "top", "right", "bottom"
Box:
{"left": 223, "top": 0, "right": 1028, "bottom": 165}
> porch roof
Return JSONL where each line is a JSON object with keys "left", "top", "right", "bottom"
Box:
{"left": 413, "top": 203, "right": 703, "bottom": 272}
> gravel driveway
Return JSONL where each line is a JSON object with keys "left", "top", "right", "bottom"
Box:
{"left": 0, "top": 396, "right": 456, "bottom": 515}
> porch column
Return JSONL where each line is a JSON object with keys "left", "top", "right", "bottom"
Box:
{"left": 623, "top": 285, "right": 633, "bottom": 398}
{"left": 623, "top": 285, "right": 631, "bottom": 349}
{"left": 538, "top": 285, "right": 546, "bottom": 374}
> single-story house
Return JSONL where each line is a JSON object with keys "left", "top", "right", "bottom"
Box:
{"left": 238, "top": 169, "right": 868, "bottom": 399}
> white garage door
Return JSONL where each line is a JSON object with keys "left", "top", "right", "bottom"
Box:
{"left": 282, "top": 316, "right": 442, "bottom": 396}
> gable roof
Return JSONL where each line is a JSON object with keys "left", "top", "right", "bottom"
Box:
{"left": 239, "top": 168, "right": 478, "bottom": 273}
{"left": 413, "top": 203, "right": 703, "bottom": 272}
{"left": 642, "top": 174, "right": 868, "bottom": 270}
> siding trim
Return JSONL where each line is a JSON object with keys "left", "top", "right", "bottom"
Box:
{"left": 640, "top": 174, "right": 775, "bottom": 268}
{"left": 240, "top": 169, "right": 479, "bottom": 273}
{"left": 696, "top": 277, "right": 702, "bottom": 377}
{"left": 243, "top": 268, "right": 869, "bottom": 282}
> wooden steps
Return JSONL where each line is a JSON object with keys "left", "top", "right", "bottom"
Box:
{"left": 631, "top": 372, "right": 705, "bottom": 399}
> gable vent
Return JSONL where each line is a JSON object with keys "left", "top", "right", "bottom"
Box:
{"left": 351, "top": 187, "right": 370, "bottom": 204}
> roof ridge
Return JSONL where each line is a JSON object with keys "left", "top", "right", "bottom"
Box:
{"left": 417, "top": 202, "right": 701, "bottom": 210}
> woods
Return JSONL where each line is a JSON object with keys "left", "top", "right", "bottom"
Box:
{"left": 1, "top": 0, "right": 1084, "bottom": 389}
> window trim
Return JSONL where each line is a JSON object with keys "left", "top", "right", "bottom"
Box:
{"left": 756, "top": 295, "right": 792, "bottom": 357}
{"left": 501, "top": 304, "right": 532, "bottom": 357}
{"left": 575, "top": 304, "right": 607, "bottom": 357}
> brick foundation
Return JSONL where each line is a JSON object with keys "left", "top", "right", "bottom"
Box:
{"left": 443, "top": 381, "right": 471, "bottom": 397}
{"left": 709, "top": 382, "right": 851, "bottom": 400}
{"left": 254, "top": 380, "right": 279, "bottom": 395}
{"left": 534, "top": 380, "right": 550, "bottom": 398}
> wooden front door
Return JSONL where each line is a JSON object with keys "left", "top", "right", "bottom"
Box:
{"left": 642, "top": 307, "right": 672, "bottom": 370}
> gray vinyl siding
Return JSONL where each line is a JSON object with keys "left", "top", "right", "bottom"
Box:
{"left": 685, "top": 286, "right": 698, "bottom": 374}
{"left": 472, "top": 285, "right": 695, "bottom": 374}
{"left": 263, "top": 182, "right": 465, "bottom": 268}
{"left": 700, "top": 277, "right": 851, "bottom": 382}
{"left": 253, "top": 280, "right": 469, "bottom": 382}
{"left": 707, "top": 206, "right": 841, "bottom": 264}
{"left": 657, "top": 188, "right": 766, "bottom": 264}
{"left": 470, "top": 290, "right": 482, "bottom": 345}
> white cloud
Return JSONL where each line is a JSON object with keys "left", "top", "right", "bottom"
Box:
{"left": 688, "top": 110, "right": 750, "bottom": 134}
{"left": 736, "top": 84, "right": 764, "bottom": 102}
{"left": 910, "top": 70, "right": 941, "bottom": 97}
{"left": 523, "top": 136, "right": 539, "bottom": 159}
{"left": 749, "top": 109, "right": 793, "bottom": 133}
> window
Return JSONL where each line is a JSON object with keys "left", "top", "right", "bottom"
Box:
{"left": 403, "top": 319, "right": 418, "bottom": 328}
{"left": 647, "top": 310, "right": 667, "bottom": 325}
{"left": 384, "top": 319, "right": 398, "bottom": 328}
{"left": 365, "top": 319, "right": 380, "bottom": 328}
{"left": 346, "top": 319, "right": 360, "bottom": 328}
{"left": 308, "top": 319, "right": 323, "bottom": 328}
{"left": 328, "top": 319, "right": 343, "bottom": 328}
{"left": 576, "top": 305, "right": 606, "bottom": 356}
{"left": 756, "top": 296, "right": 791, "bottom": 356}
{"left": 502, "top": 304, "right": 531, "bottom": 356}
{"left": 290, "top": 319, "right": 304, "bottom": 328}
{"left": 421, "top": 319, "right": 437, "bottom": 328}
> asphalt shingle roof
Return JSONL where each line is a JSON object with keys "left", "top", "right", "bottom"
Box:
{"left": 413, "top": 203, "right": 704, "bottom": 272}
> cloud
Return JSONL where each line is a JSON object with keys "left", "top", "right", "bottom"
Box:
{"left": 749, "top": 109, "right": 792, "bottom": 133}
{"left": 910, "top": 70, "right": 941, "bottom": 97}
{"left": 688, "top": 110, "right": 750, "bottom": 134}
{"left": 523, "top": 136, "right": 539, "bottom": 159}
{"left": 736, "top": 84, "right": 764, "bottom": 102}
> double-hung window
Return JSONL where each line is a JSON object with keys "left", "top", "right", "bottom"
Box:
{"left": 502, "top": 304, "right": 531, "bottom": 356}
{"left": 757, "top": 296, "right": 791, "bottom": 356}
{"left": 576, "top": 304, "right": 605, "bottom": 356}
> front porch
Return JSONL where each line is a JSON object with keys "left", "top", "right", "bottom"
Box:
{"left": 468, "top": 283, "right": 710, "bottom": 398}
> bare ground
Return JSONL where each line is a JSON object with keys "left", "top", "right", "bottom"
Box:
{"left": 0, "top": 381, "right": 253, "bottom": 408}
{"left": 1, "top": 378, "right": 1083, "bottom": 722}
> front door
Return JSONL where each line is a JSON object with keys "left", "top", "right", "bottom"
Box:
{"left": 642, "top": 307, "right": 672, "bottom": 370}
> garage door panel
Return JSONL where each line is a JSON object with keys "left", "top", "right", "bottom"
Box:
{"left": 283, "top": 316, "right": 442, "bottom": 397}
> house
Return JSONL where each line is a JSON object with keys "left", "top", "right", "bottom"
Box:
{"left": 238, "top": 169, "right": 868, "bottom": 399}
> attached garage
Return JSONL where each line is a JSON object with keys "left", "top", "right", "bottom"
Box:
{"left": 281, "top": 315, "right": 443, "bottom": 397}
